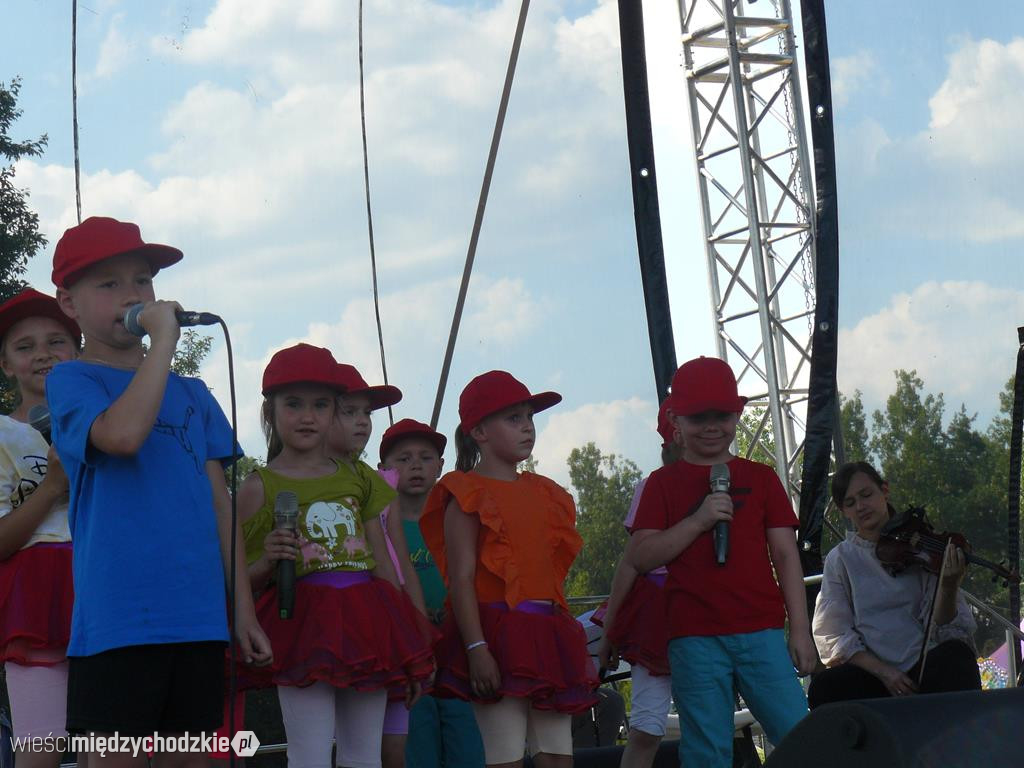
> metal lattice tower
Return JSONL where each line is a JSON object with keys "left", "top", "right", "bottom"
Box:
{"left": 678, "top": 0, "right": 817, "bottom": 502}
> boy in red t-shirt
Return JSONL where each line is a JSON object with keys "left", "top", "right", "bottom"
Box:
{"left": 632, "top": 357, "right": 816, "bottom": 768}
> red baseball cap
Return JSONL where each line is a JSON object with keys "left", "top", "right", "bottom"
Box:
{"left": 656, "top": 400, "right": 675, "bottom": 446}
{"left": 667, "top": 357, "right": 747, "bottom": 417}
{"left": 52, "top": 217, "right": 183, "bottom": 289}
{"left": 0, "top": 288, "right": 81, "bottom": 346}
{"left": 334, "top": 364, "right": 403, "bottom": 410}
{"left": 262, "top": 343, "right": 344, "bottom": 395}
{"left": 459, "top": 370, "right": 561, "bottom": 432}
{"left": 379, "top": 419, "right": 447, "bottom": 463}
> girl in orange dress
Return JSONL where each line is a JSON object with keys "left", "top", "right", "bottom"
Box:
{"left": 421, "top": 371, "right": 598, "bottom": 768}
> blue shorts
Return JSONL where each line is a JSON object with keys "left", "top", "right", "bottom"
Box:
{"left": 406, "top": 694, "right": 485, "bottom": 768}
{"left": 668, "top": 629, "right": 807, "bottom": 768}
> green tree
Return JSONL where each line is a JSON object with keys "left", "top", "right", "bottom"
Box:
{"left": 870, "top": 370, "right": 948, "bottom": 514}
{"left": 171, "top": 329, "right": 213, "bottom": 377}
{"left": 565, "top": 443, "right": 641, "bottom": 598}
{"left": 0, "top": 78, "right": 49, "bottom": 412}
{"left": 839, "top": 390, "right": 871, "bottom": 464}
{"left": 736, "top": 404, "right": 776, "bottom": 467}
{"left": 518, "top": 455, "right": 538, "bottom": 474}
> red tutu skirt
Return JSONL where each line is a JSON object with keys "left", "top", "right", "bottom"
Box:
{"left": 234, "top": 570, "right": 437, "bottom": 692}
{"left": 0, "top": 542, "right": 73, "bottom": 666}
{"left": 433, "top": 601, "right": 599, "bottom": 714}
{"left": 605, "top": 574, "right": 670, "bottom": 676}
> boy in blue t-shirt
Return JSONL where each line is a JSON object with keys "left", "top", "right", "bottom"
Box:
{"left": 47, "top": 216, "right": 271, "bottom": 745}
{"left": 378, "top": 419, "right": 484, "bottom": 768}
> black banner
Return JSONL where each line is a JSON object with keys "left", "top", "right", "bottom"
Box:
{"left": 617, "top": 0, "right": 676, "bottom": 402}
{"left": 797, "top": 0, "right": 842, "bottom": 590}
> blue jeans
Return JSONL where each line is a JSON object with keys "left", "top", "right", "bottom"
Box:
{"left": 668, "top": 629, "right": 808, "bottom": 768}
{"left": 406, "top": 695, "right": 485, "bottom": 768}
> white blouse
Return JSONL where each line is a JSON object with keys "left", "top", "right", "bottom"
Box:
{"left": 0, "top": 415, "right": 70, "bottom": 547}
{"left": 812, "top": 531, "right": 976, "bottom": 672}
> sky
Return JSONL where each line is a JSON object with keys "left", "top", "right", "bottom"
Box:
{"left": 2, "top": 0, "right": 1022, "bottom": 486}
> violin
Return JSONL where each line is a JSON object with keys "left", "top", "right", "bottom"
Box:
{"left": 875, "top": 506, "right": 1020, "bottom": 585}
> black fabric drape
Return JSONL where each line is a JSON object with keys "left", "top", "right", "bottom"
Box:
{"left": 797, "top": 0, "right": 842, "bottom": 595}
{"left": 617, "top": 0, "right": 676, "bottom": 402}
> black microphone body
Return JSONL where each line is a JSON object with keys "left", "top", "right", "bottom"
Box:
{"left": 27, "top": 404, "right": 51, "bottom": 445}
{"left": 709, "top": 463, "right": 731, "bottom": 566}
{"left": 123, "top": 303, "right": 221, "bottom": 337}
{"left": 273, "top": 491, "right": 300, "bottom": 619}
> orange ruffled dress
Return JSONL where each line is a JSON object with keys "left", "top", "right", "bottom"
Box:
{"left": 421, "top": 471, "right": 599, "bottom": 713}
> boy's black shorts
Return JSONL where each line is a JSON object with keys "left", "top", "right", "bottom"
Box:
{"left": 67, "top": 641, "right": 226, "bottom": 736}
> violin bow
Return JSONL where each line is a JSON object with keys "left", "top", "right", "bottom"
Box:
{"left": 916, "top": 543, "right": 951, "bottom": 687}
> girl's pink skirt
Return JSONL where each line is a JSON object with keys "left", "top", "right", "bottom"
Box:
{"left": 0, "top": 542, "right": 73, "bottom": 666}
{"left": 235, "top": 570, "right": 437, "bottom": 692}
{"left": 432, "top": 601, "right": 599, "bottom": 713}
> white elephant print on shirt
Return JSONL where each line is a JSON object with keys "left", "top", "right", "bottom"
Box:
{"left": 304, "top": 501, "right": 358, "bottom": 549}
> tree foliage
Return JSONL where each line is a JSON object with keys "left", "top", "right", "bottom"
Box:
{"left": 0, "top": 78, "right": 47, "bottom": 300}
{"left": 0, "top": 78, "right": 49, "bottom": 411}
{"left": 170, "top": 330, "right": 214, "bottom": 378}
{"left": 736, "top": 404, "right": 777, "bottom": 467}
{"left": 565, "top": 443, "right": 642, "bottom": 598}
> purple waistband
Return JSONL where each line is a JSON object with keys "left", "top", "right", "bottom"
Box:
{"left": 301, "top": 570, "right": 373, "bottom": 588}
{"left": 644, "top": 572, "right": 667, "bottom": 588}
{"left": 485, "top": 600, "right": 556, "bottom": 616}
{"left": 31, "top": 542, "right": 72, "bottom": 550}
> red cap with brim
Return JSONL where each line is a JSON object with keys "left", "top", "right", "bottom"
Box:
{"left": 262, "top": 343, "right": 344, "bottom": 395}
{"left": 0, "top": 288, "right": 81, "bottom": 346}
{"left": 335, "top": 364, "right": 403, "bottom": 410}
{"left": 379, "top": 418, "right": 447, "bottom": 463}
{"left": 667, "top": 356, "right": 747, "bottom": 417}
{"left": 52, "top": 217, "right": 183, "bottom": 289}
{"left": 459, "top": 370, "right": 561, "bottom": 432}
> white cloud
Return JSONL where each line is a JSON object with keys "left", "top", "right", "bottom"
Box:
{"left": 554, "top": 0, "right": 621, "bottom": 99}
{"left": 926, "top": 37, "right": 1024, "bottom": 168}
{"left": 199, "top": 273, "right": 548, "bottom": 457}
{"left": 838, "top": 37, "right": 1024, "bottom": 244}
{"left": 831, "top": 51, "right": 878, "bottom": 109}
{"left": 18, "top": 0, "right": 666, "bottom": 480}
{"left": 838, "top": 281, "right": 1024, "bottom": 422}
{"left": 533, "top": 397, "right": 662, "bottom": 488}
{"left": 93, "top": 14, "right": 132, "bottom": 79}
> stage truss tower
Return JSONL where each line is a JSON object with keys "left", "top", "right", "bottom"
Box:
{"left": 678, "top": 0, "right": 817, "bottom": 504}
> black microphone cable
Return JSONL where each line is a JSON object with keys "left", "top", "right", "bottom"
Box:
{"left": 214, "top": 317, "right": 241, "bottom": 768}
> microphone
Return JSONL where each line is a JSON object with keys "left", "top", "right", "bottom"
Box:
{"left": 709, "top": 463, "right": 730, "bottom": 566}
{"left": 27, "top": 404, "right": 51, "bottom": 444}
{"left": 274, "top": 490, "right": 299, "bottom": 619}
{"left": 123, "top": 303, "right": 221, "bottom": 337}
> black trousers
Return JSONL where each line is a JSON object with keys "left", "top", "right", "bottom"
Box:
{"left": 807, "top": 639, "right": 981, "bottom": 709}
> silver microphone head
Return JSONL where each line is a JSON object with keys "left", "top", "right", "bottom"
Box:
{"left": 709, "top": 463, "right": 730, "bottom": 493}
{"left": 28, "top": 404, "right": 51, "bottom": 437}
{"left": 123, "top": 303, "right": 147, "bottom": 337}
{"left": 274, "top": 490, "right": 299, "bottom": 531}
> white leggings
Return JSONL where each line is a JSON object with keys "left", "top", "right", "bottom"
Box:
{"left": 5, "top": 661, "right": 69, "bottom": 740}
{"left": 472, "top": 697, "right": 572, "bottom": 765}
{"left": 277, "top": 683, "right": 387, "bottom": 768}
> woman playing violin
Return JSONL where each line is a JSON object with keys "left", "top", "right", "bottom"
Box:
{"left": 807, "top": 462, "right": 981, "bottom": 708}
